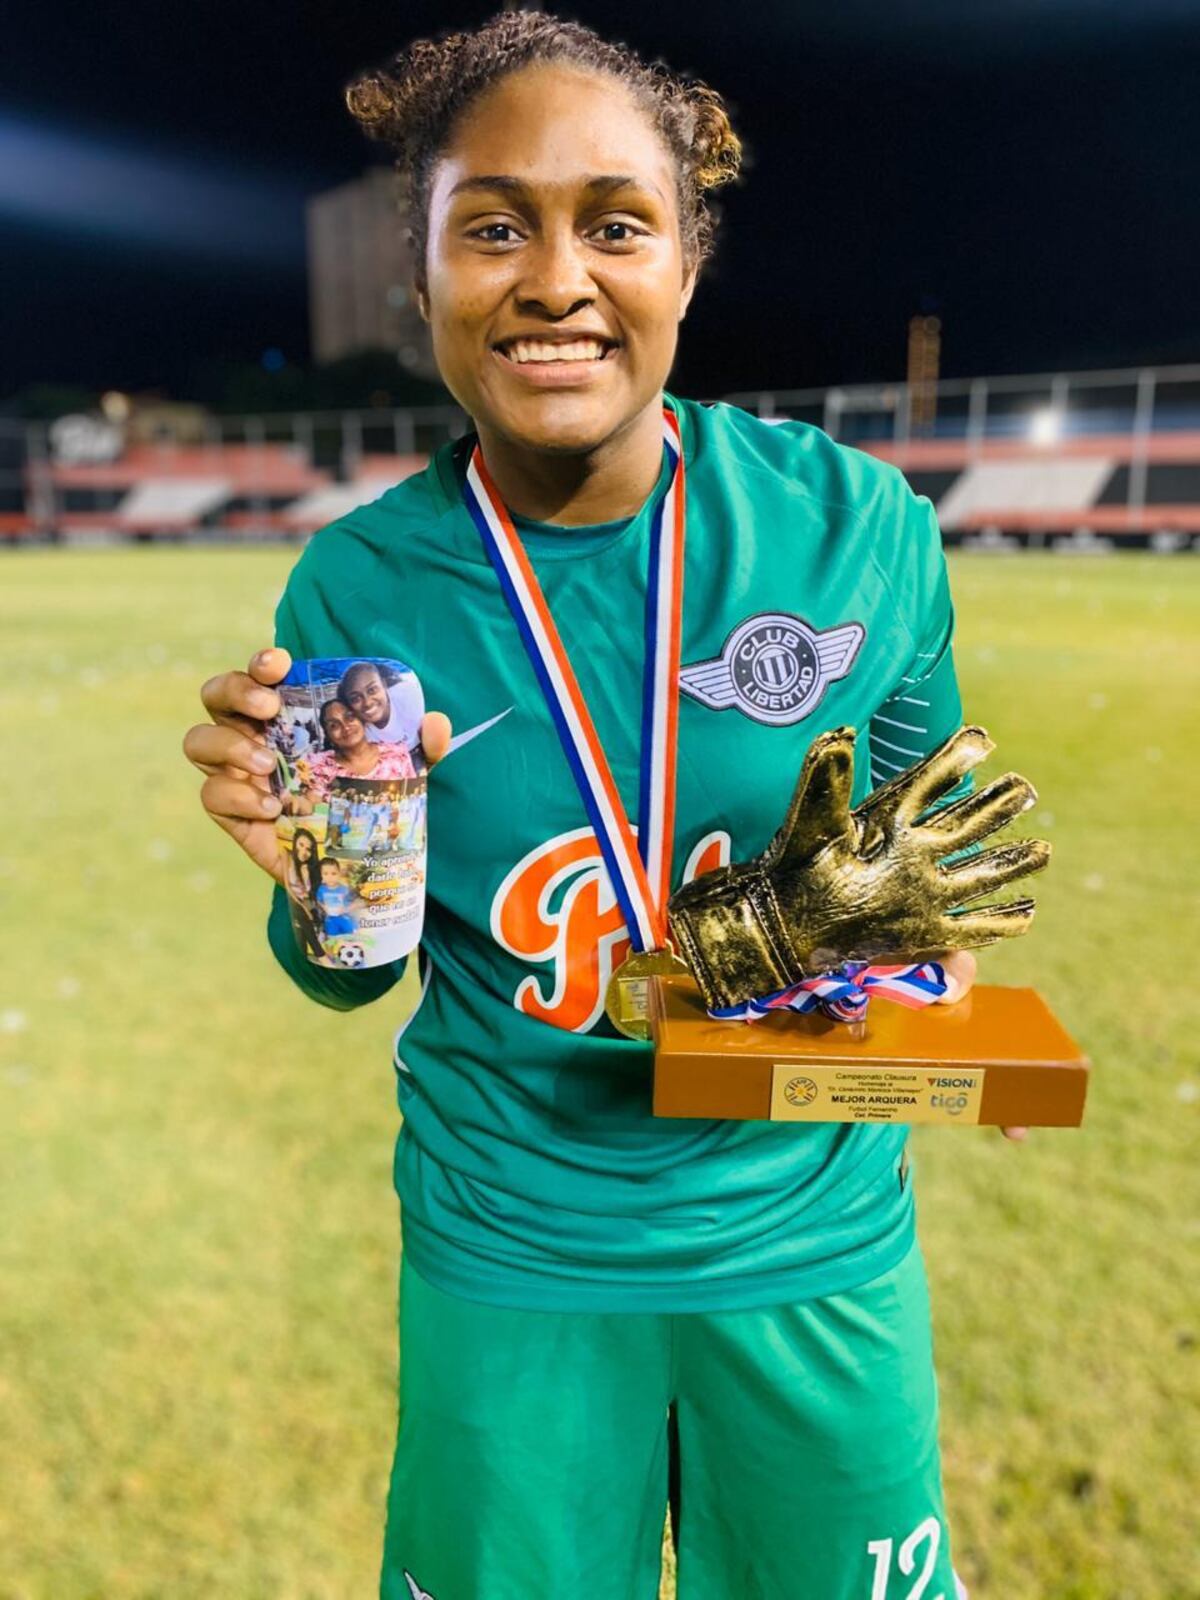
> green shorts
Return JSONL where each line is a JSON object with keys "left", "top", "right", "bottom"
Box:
{"left": 382, "top": 1243, "right": 965, "bottom": 1600}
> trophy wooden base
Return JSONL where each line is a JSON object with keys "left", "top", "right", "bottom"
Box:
{"left": 650, "top": 977, "right": 1089, "bottom": 1127}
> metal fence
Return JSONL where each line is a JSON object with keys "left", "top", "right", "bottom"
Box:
{"left": 7, "top": 362, "right": 1200, "bottom": 548}
{"left": 724, "top": 362, "right": 1200, "bottom": 447}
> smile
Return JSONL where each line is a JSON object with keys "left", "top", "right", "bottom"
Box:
{"left": 493, "top": 336, "right": 618, "bottom": 366}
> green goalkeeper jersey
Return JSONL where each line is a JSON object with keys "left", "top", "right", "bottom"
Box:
{"left": 269, "top": 396, "right": 966, "bottom": 1312}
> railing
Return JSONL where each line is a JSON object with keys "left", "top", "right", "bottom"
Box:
{"left": 6, "top": 363, "right": 1200, "bottom": 549}
{"left": 724, "top": 363, "right": 1200, "bottom": 452}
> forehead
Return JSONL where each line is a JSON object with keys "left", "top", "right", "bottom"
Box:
{"left": 434, "top": 64, "right": 675, "bottom": 201}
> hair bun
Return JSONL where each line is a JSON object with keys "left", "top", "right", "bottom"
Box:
{"left": 344, "top": 72, "right": 402, "bottom": 139}
{"left": 688, "top": 86, "right": 743, "bottom": 192}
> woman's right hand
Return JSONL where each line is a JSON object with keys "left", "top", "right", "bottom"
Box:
{"left": 183, "top": 647, "right": 453, "bottom": 886}
{"left": 183, "top": 648, "right": 293, "bottom": 885}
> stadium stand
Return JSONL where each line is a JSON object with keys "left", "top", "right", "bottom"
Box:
{"left": 6, "top": 364, "right": 1200, "bottom": 549}
{"left": 866, "top": 433, "right": 1200, "bottom": 537}
{"left": 278, "top": 454, "right": 428, "bottom": 535}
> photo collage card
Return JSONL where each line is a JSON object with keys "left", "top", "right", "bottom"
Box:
{"left": 266, "top": 657, "right": 427, "bottom": 969}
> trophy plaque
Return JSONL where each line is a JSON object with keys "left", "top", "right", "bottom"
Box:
{"left": 650, "top": 975, "right": 1089, "bottom": 1127}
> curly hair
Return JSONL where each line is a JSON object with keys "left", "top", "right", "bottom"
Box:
{"left": 344, "top": 9, "right": 743, "bottom": 277}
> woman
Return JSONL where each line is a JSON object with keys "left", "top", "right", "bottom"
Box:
{"left": 296, "top": 697, "right": 417, "bottom": 809}
{"left": 282, "top": 825, "right": 324, "bottom": 961}
{"left": 185, "top": 14, "right": 1025, "bottom": 1598}
{"left": 338, "top": 660, "right": 424, "bottom": 751}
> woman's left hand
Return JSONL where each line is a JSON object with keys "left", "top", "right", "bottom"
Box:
{"left": 936, "top": 950, "right": 1029, "bottom": 1144}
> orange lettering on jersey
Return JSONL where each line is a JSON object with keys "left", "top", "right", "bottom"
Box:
{"left": 491, "top": 826, "right": 732, "bottom": 1033}
{"left": 682, "top": 829, "right": 731, "bottom": 884}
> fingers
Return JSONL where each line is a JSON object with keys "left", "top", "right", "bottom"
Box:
{"left": 923, "top": 771, "right": 1038, "bottom": 852}
{"left": 1001, "top": 1126, "right": 1031, "bottom": 1142}
{"left": 247, "top": 646, "right": 291, "bottom": 685}
{"left": 200, "top": 668, "right": 283, "bottom": 726}
{"left": 420, "top": 711, "right": 453, "bottom": 767}
{"left": 883, "top": 726, "right": 995, "bottom": 825}
{"left": 937, "top": 898, "right": 1038, "bottom": 948}
{"left": 938, "top": 837, "right": 1052, "bottom": 905}
{"left": 936, "top": 948, "right": 977, "bottom": 1003}
{"left": 182, "top": 722, "right": 278, "bottom": 778}
{"left": 200, "top": 772, "right": 281, "bottom": 825}
{"left": 772, "top": 727, "right": 857, "bottom": 866}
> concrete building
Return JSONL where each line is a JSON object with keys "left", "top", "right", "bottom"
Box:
{"left": 306, "top": 167, "right": 435, "bottom": 376}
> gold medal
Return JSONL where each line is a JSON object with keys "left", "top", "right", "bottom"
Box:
{"left": 604, "top": 947, "right": 692, "bottom": 1041}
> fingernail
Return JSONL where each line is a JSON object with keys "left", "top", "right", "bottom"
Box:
{"left": 251, "top": 751, "right": 275, "bottom": 773}
{"left": 261, "top": 796, "right": 281, "bottom": 816}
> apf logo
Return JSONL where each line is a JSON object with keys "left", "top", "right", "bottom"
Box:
{"left": 490, "top": 828, "right": 731, "bottom": 1033}
{"left": 783, "top": 1076, "right": 819, "bottom": 1107}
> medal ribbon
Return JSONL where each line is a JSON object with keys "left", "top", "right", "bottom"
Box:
{"left": 463, "top": 407, "right": 684, "bottom": 953}
{"left": 708, "top": 961, "right": 949, "bottom": 1025}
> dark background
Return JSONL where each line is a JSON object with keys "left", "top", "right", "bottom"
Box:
{"left": 3, "top": 0, "right": 1198, "bottom": 404}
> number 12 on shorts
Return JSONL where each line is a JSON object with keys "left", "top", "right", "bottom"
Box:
{"left": 866, "top": 1515, "right": 944, "bottom": 1599}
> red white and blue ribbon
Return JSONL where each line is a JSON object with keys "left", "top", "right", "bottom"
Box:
{"left": 709, "top": 961, "right": 948, "bottom": 1024}
{"left": 463, "top": 407, "right": 685, "bottom": 953}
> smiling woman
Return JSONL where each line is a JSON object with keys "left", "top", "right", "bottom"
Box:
{"left": 345, "top": 14, "right": 740, "bottom": 520}
{"left": 183, "top": 12, "right": 989, "bottom": 1600}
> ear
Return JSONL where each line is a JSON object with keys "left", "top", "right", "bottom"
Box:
{"left": 678, "top": 257, "right": 700, "bottom": 321}
{"left": 414, "top": 279, "right": 431, "bottom": 323}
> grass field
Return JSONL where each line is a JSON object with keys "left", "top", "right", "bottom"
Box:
{"left": 1, "top": 547, "right": 1198, "bottom": 1600}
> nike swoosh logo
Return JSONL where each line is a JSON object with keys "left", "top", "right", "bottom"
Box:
{"left": 446, "top": 706, "right": 513, "bottom": 755}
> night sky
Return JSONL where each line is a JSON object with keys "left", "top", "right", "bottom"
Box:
{"left": 3, "top": 0, "right": 1199, "bottom": 404}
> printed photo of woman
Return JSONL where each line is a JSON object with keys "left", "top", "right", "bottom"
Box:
{"left": 286, "top": 698, "right": 417, "bottom": 813}
{"left": 282, "top": 826, "right": 324, "bottom": 962}
{"left": 338, "top": 661, "right": 423, "bottom": 753}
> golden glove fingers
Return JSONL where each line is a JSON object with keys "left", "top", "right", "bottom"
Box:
{"left": 858, "top": 724, "right": 995, "bottom": 831}
{"left": 667, "top": 724, "right": 1052, "bottom": 1014}
{"left": 938, "top": 837, "right": 1052, "bottom": 903}
{"left": 937, "top": 897, "right": 1039, "bottom": 948}
{"left": 920, "top": 770, "right": 1038, "bottom": 851}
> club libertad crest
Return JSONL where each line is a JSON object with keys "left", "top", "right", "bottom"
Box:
{"left": 680, "top": 611, "right": 865, "bottom": 727}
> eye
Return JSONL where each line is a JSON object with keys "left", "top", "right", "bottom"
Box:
{"left": 469, "top": 221, "right": 522, "bottom": 244}
{"left": 592, "top": 220, "right": 642, "bottom": 244}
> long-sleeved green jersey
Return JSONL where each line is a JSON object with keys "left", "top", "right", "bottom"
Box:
{"left": 269, "top": 396, "right": 965, "bottom": 1311}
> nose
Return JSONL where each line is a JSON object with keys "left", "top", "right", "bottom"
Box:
{"left": 515, "top": 224, "right": 596, "bottom": 320}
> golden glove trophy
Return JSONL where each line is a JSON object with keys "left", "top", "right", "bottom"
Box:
{"left": 655, "top": 726, "right": 1089, "bottom": 1127}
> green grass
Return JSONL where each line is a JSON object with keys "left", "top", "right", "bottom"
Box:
{"left": 1, "top": 548, "right": 1197, "bottom": 1599}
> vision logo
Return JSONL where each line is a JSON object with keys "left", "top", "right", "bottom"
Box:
{"left": 490, "top": 828, "right": 730, "bottom": 1033}
{"left": 926, "top": 1074, "right": 979, "bottom": 1116}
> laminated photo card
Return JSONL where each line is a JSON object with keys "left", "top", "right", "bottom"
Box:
{"left": 266, "top": 657, "right": 427, "bottom": 969}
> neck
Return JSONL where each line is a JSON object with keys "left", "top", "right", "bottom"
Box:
{"left": 475, "top": 398, "right": 665, "bottom": 526}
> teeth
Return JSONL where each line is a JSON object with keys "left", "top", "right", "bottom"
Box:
{"left": 503, "top": 338, "right": 609, "bottom": 364}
